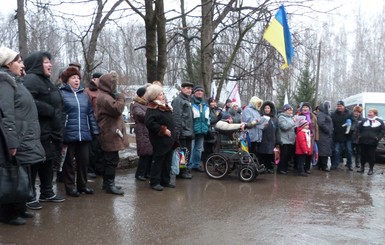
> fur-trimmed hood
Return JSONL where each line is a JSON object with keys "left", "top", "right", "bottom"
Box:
{"left": 261, "top": 101, "right": 276, "bottom": 117}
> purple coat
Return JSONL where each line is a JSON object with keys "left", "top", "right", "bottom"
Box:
{"left": 132, "top": 96, "right": 153, "bottom": 156}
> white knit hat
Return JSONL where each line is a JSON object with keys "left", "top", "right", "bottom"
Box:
{"left": 0, "top": 47, "right": 18, "bottom": 66}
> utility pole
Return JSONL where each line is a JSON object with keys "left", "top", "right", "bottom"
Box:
{"left": 314, "top": 41, "right": 321, "bottom": 106}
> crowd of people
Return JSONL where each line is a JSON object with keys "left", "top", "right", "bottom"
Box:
{"left": 1, "top": 46, "right": 385, "bottom": 226}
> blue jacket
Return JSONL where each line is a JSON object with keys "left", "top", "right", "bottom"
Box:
{"left": 60, "top": 84, "right": 99, "bottom": 143}
{"left": 191, "top": 96, "right": 209, "bottom": 135}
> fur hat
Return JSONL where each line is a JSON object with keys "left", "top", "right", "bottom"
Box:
{"left": 193, "top": 85, "right": 204, "bottom": 93}
{"left": 353, "top": 106, "right": 363, "bottom": 113}
{"left": 249, "top": 96, "right": 263, "bottom": 110}
{"left": 136, "top": 86, "right": 146, "bottom": 97}
{"left": 0, "top": 47, "right": 18, "bottom": 66}
{"left": 61, "top": 67, "right": 81, "bottom": 83}
{"left": 145, "top": 84, "right": 163, "bottom": 102}
{"left": 282, "top": 104, "right": 292, "bottom": 112}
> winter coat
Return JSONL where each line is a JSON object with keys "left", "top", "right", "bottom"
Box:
{"left": 278, "top": 112, "right": 296, "bottom": 145}
{"left": 259, "top": 101, "right": 280, "bottom": 154}
{"left": 0, "top": 69, "right": 45, "bottom": 165}
{"left": 191, "top": 95, "right": 209, "bottom": 135}
{"left": 358, "top": 117, "right": 385, "bottom": 146}
{"left": 0, "top": 108, "right": 11, "bottom": 164}
{"left": 60, "top": 84, "right": 99, "bottom": 143}
{"left": 132, "top": 96, "right": 153, "bottom": 156}
{"left": 331, "top": 108, "right": 355, "bottom": 142}
{"left": 145, "top": 101, "right": 176, "bottom": 156}
{"left": 209, "top": 107, "right": 222, "bottom": 126}
{"left": 316, "top": 102, "right": 333, "bottom": 157}
{"left": 96, "top": 80, "right": 129, "bottom": 152}
{"left": 352, "top": 114, "right": 363, "bottom": 144}
{"left": 298, "top": 111, "right": 319, "bottom": 148}
{"left": 295, "top": 127, "right": 312, "bottom": 155}
{"left": 84, "top": 87, "right": 99, "bottom": 117}
{"left": 23, "top": 51, "right": 64, "bottom": 161}
{"left": 171, "top": 92, "right": 193, "bottom": 138}
{"left": 242, "top": 103, "right": 265, "bottom": 143}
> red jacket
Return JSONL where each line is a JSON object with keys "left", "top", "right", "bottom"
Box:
{"left": 295, "top": 127, "right": 312, "bottom": 155}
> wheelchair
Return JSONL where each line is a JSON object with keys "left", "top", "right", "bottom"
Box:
{"left": 204, "top": 129, "right": 265, "bottom": 182}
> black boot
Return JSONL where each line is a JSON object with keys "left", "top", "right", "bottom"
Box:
{"left": 368, "top": 167, "right": 374, "bottom": 175}
{"left": 103, "top": 176, "right": 124, "bottom": 195}
{"left": 357, "top": 163, "right": 365, "bottom": 173}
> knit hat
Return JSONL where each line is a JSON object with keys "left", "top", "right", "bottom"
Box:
{"left": 353, "top": 105, "right": 363, "bottom": 113}
{"left": 282, "top": 104, "right": 292, "bottom": 112}
{"left": 136, "top": 86, "right": 146, "bottom": 97}
{"left": 302, "top": 102, "right": 311, "bottom": 108}
{"left": 230, "top": 102, "right": 238, "bottom": 108}
{"left": 92, "top": 72, "right": 103, "bottom": 79}
{"left": 193, "top": 85, "right": 204, "bottom": 93}
{"left": 181, "top": 82, "right": 194, "bottom": 88}
{"left": 61, "top": 67, "right": 81, "bottom": 83}
{"left": 337, "top": 100, "right": 345, "bottom": 106}
{"left": 222, "top": 113, "right": 232, "bottom": 121}
{"left": 298, "top": 118, "right": 308, "bottom": 127}
{"left": 145, "top": 84, "right": 163, "bottom": 102}
{"left": 0, "top": 47, "right": 18, "bottom": 66}
{"left": 225, "top": 99, "right": 232, "bottom": 104}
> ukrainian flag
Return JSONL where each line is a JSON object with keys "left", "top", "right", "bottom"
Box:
{"left": 263, "top": 5, "right": 294, "bottom": 69}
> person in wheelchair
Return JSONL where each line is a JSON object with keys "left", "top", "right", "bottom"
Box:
{"left": 214, "top": 114, "right": 254, "bottom": 151}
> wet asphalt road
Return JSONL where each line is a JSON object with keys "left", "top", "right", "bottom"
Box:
{"left": 0, "top": 163, "right": 385, "bottom": 245}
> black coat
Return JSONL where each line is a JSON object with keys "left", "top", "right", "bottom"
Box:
{"left": 331, "top": 108, "right": 354, "bottom": 142}
{"left": 316, "top": 102, "right": 333, "bottom": 157}
{"left": 0, "top": 69, "right": 45, "bottom": 165}
{"left": 0, "top": 108, "right": 11, "bottom": 165}
{"left": 259, "top": 101, "right": 279, "bottom": 154}
{"left": 145, "top": 101, "right": 176, "bottom": 156}
{"left": 23, "top": 51, "right": 64, "bottom": 161}
{"left": 358, "top": 117, "right": 385, "bottom": 146}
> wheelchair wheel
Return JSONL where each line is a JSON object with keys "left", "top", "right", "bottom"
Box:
{"left": 205, "top": 154, "right": 229, "bottom": 179}
{"left": 238, "top": 165, "right": 256, "bottom": 182}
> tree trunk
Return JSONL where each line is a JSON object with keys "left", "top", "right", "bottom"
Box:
{"left": 200, "top": 0, "right": 214, "bottom": 92}
{"left": 181, "top": 0, "right": 194, "bottom": 83}
{"left": 156, "top": 0, "right": 167, "bottom": 83}
{"left": 17, "top": 0, "right": 28, "bottom": 58}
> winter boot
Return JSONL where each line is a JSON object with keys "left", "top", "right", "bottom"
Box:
{"left": 357, "top": 163, "right": 365, "bottom": 173}
{"left": 103, "top": 176, "right": 124, "bottom": 195}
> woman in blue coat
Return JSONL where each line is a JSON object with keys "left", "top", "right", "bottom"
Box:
{"left": 60, "top": 67, "right": 99, "bottom": 197}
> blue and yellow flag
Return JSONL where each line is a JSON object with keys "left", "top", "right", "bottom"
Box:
{"left": 263, "top": 5, "right": 294, "bottom": 69}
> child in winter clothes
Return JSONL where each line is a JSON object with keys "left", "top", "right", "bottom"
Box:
{"left": 295, "top": 119, "right": 312, "bottom": 176}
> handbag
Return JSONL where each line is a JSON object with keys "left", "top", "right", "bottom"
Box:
{"left": 0, "top": 161, "right": 34, "bottom": 204}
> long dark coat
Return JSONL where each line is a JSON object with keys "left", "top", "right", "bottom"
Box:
{"left": 0, "top": 108, "right": 11, "bottom": 165}
{"left": 0, "top": 69, "right": 45, "bottom": 165}
{"left": 259, "top": 101, "right": 280, "bottom": 154}
{"left": 132, "top": 96, "right": 153, "bottom": 156}
{"left": 23, "top": 51, "right": 64, "bottom": 161}
{"left": 145, "top": 101, "right": 176, "bottom": 156}
{"left": 96, "top": 75, "right": 129, "bottom": 152}
{"left": 316, "top": 102, "right": 333, "bottom": 157}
